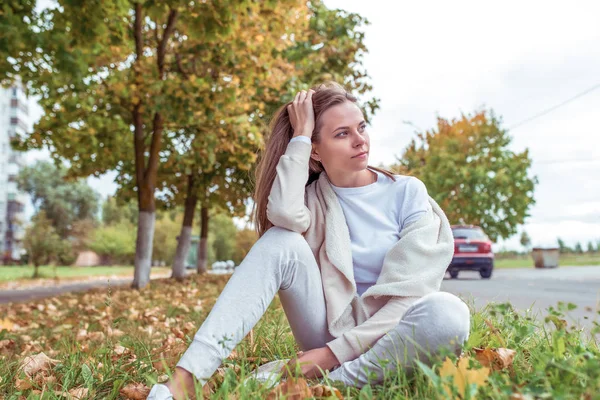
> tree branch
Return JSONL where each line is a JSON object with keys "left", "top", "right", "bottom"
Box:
{"left": 175, "top": 53, "right": 189, "bottom": 79}
{"left": 132, "top": 2, "right": 145, "bottom": 203}
{"left": 157, "top": 9, "right": 179, "bottom": 79}
{"left": 146, "top": 112, "right": 163, "bottom": 188}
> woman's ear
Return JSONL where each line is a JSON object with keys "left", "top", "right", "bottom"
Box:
{"left": 310, "top": 147, "right": 321, "bottom": 162}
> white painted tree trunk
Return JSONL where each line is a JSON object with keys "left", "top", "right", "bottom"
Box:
{"left": 132, "top": 211, "right": 155, "bottom": 289}
{"left": 171, "top": 226, "right": 192, "bottom": 280}
{"left": 196, "top": 237, "right": 208, "bottom": 274}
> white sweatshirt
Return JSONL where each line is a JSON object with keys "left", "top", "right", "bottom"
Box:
{"left": 289, "top": 135, "right": 431, "bottom": 296}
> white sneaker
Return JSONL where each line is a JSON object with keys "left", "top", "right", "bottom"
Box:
{"left": 147, "top": 383, "right": 173, "bottom": 400}
{"left": 242, "top": 359, "right": 290, "bottom": 389}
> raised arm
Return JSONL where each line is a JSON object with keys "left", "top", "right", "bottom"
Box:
{"left": 266, "top": 138, "right": 312, "bottom": 233}
{"left": 266, "top": 89, "right": 315, "bottom": 233}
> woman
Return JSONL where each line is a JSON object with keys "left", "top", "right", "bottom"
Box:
{"left": 149, "top": 82, "right": 470, "bottom": 399}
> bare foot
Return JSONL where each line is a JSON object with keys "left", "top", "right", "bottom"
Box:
{"left": 164, "top": 367, "right": 198, "bottom": 399}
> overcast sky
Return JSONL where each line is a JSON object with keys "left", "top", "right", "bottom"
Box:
{"left": 320, "top": 0, "right": 600, "bottom": 250}
{"left": 27, "top": 0, "right": 599, "bottom": 250}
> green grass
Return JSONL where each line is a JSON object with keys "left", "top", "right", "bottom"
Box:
{"left": 0, "top": 274, "right": 599, "bottom": 399}
{"left": 0, "top": 265, "right": 172, "bottom": 283}
{"left": 495, "top": 254, "right": 600, "bottom": 269}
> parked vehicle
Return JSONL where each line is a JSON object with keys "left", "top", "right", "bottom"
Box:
{"left": 448, "top": 225, "right": 494, "bottom": 279}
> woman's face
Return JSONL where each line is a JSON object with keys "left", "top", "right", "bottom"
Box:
{"left": 310, "top": 101, "right": 370, "bottom": 176}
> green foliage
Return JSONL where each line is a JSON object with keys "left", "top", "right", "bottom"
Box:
{"left": 152, "top": 213, "right": 181, "bottom": 265}
{"left": 519, "top": 231, "right": 531, "bottom": 249}
{"left": 22, "top": 211, "right": 62, "bottom": 273}
{"left": 0, "top": 0, "right": 37, "bottom": 85}
{"left": 55, "top": 240, "right": 77, "bottom": 266}
{"left": 393, "top": 109, "right": 537, "bottom": 241}
{"left": 16, "top": 161, "right": 100, "bottom": 238}
{"left": 9, "top": 0, "right": 380, "bottom": 286}
{"left": 281, "top": 0, "right": 380, "bottom": 119}
{"left": 209, "top": 213, "right": 238, "bottom": 262}
{"left": 232, "top": 228, "right": 258, "bottom": 265}
{"left": 557, "top": 237, "right": 570, "bottom": 253}
{"left": 101, "top": 196, "right": 137, "bottom": 226}
{"left": 88, "top": 221, "right": 136, "bottom": 265}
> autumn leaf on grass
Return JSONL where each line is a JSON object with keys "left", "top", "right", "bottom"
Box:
{"left": 20, "top": 352, "right": 60, "bottom": 377}
{"left": 55, "top": 387, "right": 89, "bottom": 400}
{"left": 151, "top": 337, "right": 188, "bottom": 372}
{"left": 473, "top": 347, "right": 516, "bottom": 371}
{"left": 16, "top": 352, "right": 60, "bottom": 390}
{"left": 267, "top": 377, "right": 312, "bottom": 400}
{"left": 439, "top": 357, "right": 490, "bottom": 399}
{"left": 0, "top": 318, "right": 16, "bottom": 331}
{"left": 310, "top": 384, "right": 344, "bottom": 399}
{"left": 120, "top": 383, "right": 150, "bottom": 400}
{"left": 0, "top": 338, "right": 16, "bottom": 356}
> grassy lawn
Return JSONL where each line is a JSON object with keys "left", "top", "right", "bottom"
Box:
{"left": 0, "top": 265, "right": 172, "bottom": 284}
{"left": 495, "top": 254, "right": 600, "bottom": 269}
{"left": 0, "top": 274, "right": 598, "bottom": 399}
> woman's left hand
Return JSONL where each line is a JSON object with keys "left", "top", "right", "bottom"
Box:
{"left": 281, "top": 347, "right": 340, "bottom": 380}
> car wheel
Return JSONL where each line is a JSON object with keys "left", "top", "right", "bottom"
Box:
{"left": 449, "top": 270, "right": 459, "bottom": 279}
{"left": 480, "top": 267, "right": 492, "bottom": 279}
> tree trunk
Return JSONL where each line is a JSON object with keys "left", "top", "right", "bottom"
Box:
{"left": 130, "top": 4, "right": 177, "bottom": 290}
{"left": 32, "top": 263, "right": 39, "bottom": 278}
{"left": 196, "top": 206, "right": 209, "bottom": 274}
{"left": 132, "top": 210, "right": 156, "bottom": 289}
{"left": 172, "top": 175, "right": 198, "bottom": 280}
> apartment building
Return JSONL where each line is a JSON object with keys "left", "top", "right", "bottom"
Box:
{"left": 0, "top": 83, "right": 30, "bottom": 263}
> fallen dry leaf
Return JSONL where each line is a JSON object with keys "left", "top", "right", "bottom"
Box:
{"left": 76, "top": 329, "right": 88, "bottom": 341}
{"left": 120, "top": 382, "right": 150, "bottom": 400}
{"left": 20, "top": 352, "right": 60, "bottom": 377}
{"left": 0, "top": 318, "right": 15, "bottom": 331}
{"left": 183, "top": 321, "right": 196, "bottom": 334}
{"left": 439, "top": 356, "right": 490, "bottom": 398}
{"left": 151, "top": 339, "right": 187, "bottom": 372}
{"left": 15, "top": 376, "right": 33, "bottom": 390}
{"left": 108, "top": 327, "right": 125, "bottom": 337}
{"left": 247, "top": 356, "right": 270, "bottom": 364}
{"left": 267, "top": 377, "right": 312, "bottom": 400}
{"left": 69, "top": 387, "right": 89, "bottom": 400}
{"left": 473, "top": 347, "right": 516, "bottom": 371}
{"left": 170, "top": 327, "right": 185, "bottom": 339}
{"left": 0, "top": 339, "right": 16, "bottom": 355}
{"left": 310, "top": 384, "right": 344, "bottom": 399}
{"left": 227, "top": 349, "right": 239, "bottom": 360}
{"left": 55, "top": 387, "right": 89, "bottom": 400}
{"left": 87, "top": 331, "right": 105, "bottom": 341}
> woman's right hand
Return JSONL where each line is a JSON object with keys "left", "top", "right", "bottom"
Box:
{"left": 287, "top": 89, "right": 315, "bottom": 139}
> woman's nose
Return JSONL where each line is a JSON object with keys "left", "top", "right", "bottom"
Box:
{"left": 354, "top": 132, "right": 367, "bottom": 146}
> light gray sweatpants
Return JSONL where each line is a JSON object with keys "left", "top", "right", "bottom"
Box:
{"left": 175, "top": 226, "right": 470, "bottom": 389}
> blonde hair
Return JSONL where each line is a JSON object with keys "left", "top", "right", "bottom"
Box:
{"left": 252, "top": 82, "right": 396, "bottom": 237}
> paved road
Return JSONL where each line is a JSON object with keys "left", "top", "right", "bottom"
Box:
{"left": 441, "top": 266, "right": 600, "bottom": 331}
{"left": 0, "top": 277, "right": 136, "bottom": 304}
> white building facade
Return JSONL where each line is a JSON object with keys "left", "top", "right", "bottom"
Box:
{"left": 0, "top": 83, "right": 30, "bottom": 263}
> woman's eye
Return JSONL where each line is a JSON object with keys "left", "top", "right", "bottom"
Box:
{"left": 336, "top": 131, "right": 347, "bottom": 137}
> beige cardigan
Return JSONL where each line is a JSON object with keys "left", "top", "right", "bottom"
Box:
{"left": 267, "top": 140, "right": 454, "bottom": 364}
